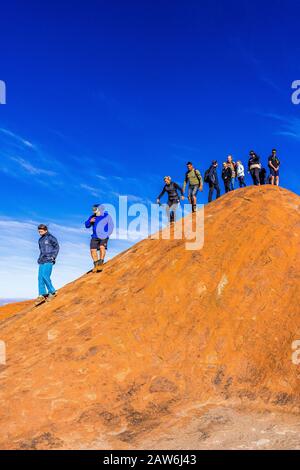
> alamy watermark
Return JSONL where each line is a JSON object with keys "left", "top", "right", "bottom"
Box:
{"left": 291, "top": 80, "right": 300, "bottom": 105}
{"left": 0, "top": 80, "right": 6, "bottom": 104}
{"left": 97, "top": 197, "right": 205, "bottom": 251}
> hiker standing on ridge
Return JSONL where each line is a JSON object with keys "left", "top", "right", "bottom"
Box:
{"left": 268, "top": 149, "right": 280, "bottom": 186}
{"left": 182, "top": 161, "right": 203, "bottom": 213}
{"left": 205, "top": 160, "right": 221, "bottom": 203}
{"left": 35, "top": 224, "right": 59, "bottom": 306}
{"left": 85, "top": 204, "right": 114, "bottom": 273}
{"left": 222, "top": 162, "right": 232, "bottom": 193}
{"left": 236, "top": 160, "right": 246, "bottom": 187}
{"left": 248, "top": 151, "right": 261, "bottom": 186}
{"left": 226, "top": 155, "right": 237, "bottom": 190}
{"left": 157, "top": 176, "right": 184, "bottom": 223}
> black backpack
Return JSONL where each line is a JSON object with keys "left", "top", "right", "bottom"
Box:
{"left": 204, "top": 168, "right": 211, "bottom": 183}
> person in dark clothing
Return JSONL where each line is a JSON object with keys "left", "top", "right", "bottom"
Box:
{"left": 268, "top": 149, "right": 280, "bottom": 186}
{"left": 157, "top": 176, "right": 184, "bottom": 223}
{"left": 35, "top": 224, "right": 59, "bottom": 305}
{"left": 259, "top": 167, "right": 267, "bottom": 185}
{"left": 248, "top": 151, "right": 261, "bottom": 186}
{"left": 222, "top": 162, "right": 232, "bottom": 193}
{"left": 207, "top": 160, "right": 221, "bottom": 203}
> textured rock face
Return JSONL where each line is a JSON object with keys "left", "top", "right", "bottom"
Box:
{"left": 0, "top": 185, "right": 299, "bottom": 449}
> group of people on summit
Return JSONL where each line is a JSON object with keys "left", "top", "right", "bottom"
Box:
{"left": 34, "top": 149, "right": 281, "bottom": 305}
{"left": 157, "top": 149, "right": 281, "bottom": 220}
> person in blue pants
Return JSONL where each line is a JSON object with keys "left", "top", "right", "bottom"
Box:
{"left": 35, "top": 224, "right": 60, "bottom": 305}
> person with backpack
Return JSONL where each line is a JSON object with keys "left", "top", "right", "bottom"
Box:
{"left": 85, "top": 204, "right": 114, "bottom": 273}
{"left": 35, "top": 224, "right": 59, "bottom": 306}
{"left": 248, "top": 151, "right": 261, "bottom": 186}
{"left": 222, "top": 162, "right": 232, "bottom": 193}
{"left": 236, "top": 160, "right": 246, "bottom": 187}
{"left": 182, "top": 162, "right": 203, "bottom": 212}
{"left": 268, "top": 149, "right": 280, "bottom": 186}
{"left": 226, "top": 155, "right": 237, "bottom": 190}
{"left": 157, "top": 176, "right": 184, "bottom": 223}
{"left": 205, "top": 160, "right": 221, "bottom": 203}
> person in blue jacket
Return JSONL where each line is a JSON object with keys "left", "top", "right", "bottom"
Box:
{"left": 85, "top": 204, "right": 114, "bottom": 272}
{"left": 35, "top": 224, "right": 59, "bottom": 305}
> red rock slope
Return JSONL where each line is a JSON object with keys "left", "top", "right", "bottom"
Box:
{"left": 0, "top": 185, "right": 299, "bottom": 449}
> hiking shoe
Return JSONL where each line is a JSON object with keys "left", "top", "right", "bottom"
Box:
{"left": 34, "top": 295, "right": 46, "bottom": 306}
{"left": 97, "top": 260, "right": 104, "bottom": 272}
{"left": 46, "top": 292, "right": 57, "bottom": 302}
{"left": 92, "top": 261, "right": 98, "bottom": 273}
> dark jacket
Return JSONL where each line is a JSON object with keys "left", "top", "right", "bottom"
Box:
{"left": 222, "top": 166, "right": 232, "bottom": 181}
{"left": 157, "top": 182, "right": 183, "bottom": 202}
{"left": 38, "top": 233, "right": 60, "bottom": 265}
{"left": 248, "top": 154, "right": 261, "bottom": 171}
{"left": 208, "top": 165, "right": 219, "bottom": 185}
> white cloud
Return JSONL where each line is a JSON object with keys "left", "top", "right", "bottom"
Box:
{"left": 112, "top": 192, "right": 145, "bottom": 203}
{"left": 80, "top": 183, "right": 103, "bottom": 197}
{"left": 0, "top": 127, "right": 36, "bottom": 149}
{"left": 260, "top": 112, "right": 300, "bottom": 141}
{"left": 10, "top": 156, "right": 56, "bottom": 176}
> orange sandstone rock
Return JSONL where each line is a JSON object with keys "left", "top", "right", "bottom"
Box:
{"left": 0, "top": 185, "right": 299, "bottom": 449}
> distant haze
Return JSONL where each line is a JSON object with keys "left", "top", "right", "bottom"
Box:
{"left": 0, "top": 299, "right": 28, "bottom": 306}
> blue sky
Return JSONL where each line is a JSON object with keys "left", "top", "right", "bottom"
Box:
{"left": 0, "top": 0, "right": 300, "bottom": 298}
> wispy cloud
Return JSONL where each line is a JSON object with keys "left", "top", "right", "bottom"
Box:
{"left": 262, "top": 112, "right": 300, "bottom": 141}
{"left": 80, "top": 183, "right": 103, "bottom": 197}
{"left": 0, "top": 127, "right": 61, "bottom": 186}
{"left": 260, "top": 76, "right": 282, "bottom": 93}
{"left": 96, "top": 174, "right": 107, "bottom": 180}
{"left": 228, "top": 38, "right": 284, "bottom": 96}
{"left": 10, "top": 156, "right": 56, "bottom": 176}
{"left": 0, "top": 126, "right": 154, "bottom": 215}
{"left": 0, "top": 127, "right": 36, "bottom": 149}
{"left": 0, "top": 217, "right": 134, "bottom": 298}
{"left": 111, "top": 192, "right": 141, "bottom": 203}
